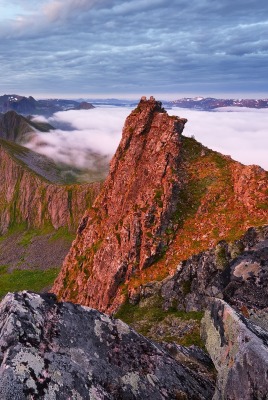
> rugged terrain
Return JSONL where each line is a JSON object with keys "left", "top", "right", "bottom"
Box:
{"left": 116, "top": 226, "right": 268, "bottom": 346}
{"left": 0, "top": 110, "right": 103, "bottom": 295}
{"left": 0, "top": 96, "right": 267, "bottom": 398}
{"left": 0, "top": 291, "right": 215, "bottom": 399}
{"left": 53, "top": 97, "right": 268, "bottom": 313}
{"left": 0, "top": 141, "right": 101, "bottom": 235}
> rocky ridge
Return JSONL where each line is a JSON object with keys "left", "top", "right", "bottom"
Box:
{"left": 0, "top": 111, "right": 54, "bottom": 144}
{"left": 53, "top": 97, "right": 268, "bottom": 313}
{"left": 135, "top": 225, "right": 268, "bottom": 314}
{"left": 0, "top": 94, "right": 94, "bottom": 116}
{"left": 53, "top": 96, "right": 187, "bottom": 312}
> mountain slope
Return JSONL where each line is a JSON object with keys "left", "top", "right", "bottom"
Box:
{"left": 0, "top": 140, "right": 101, "bottom": 235}
{"left": 0, "top": 110, "right": 54, "bottom": 143}
{"left": 53, "top": 97, "right": 268, "bottom": 313}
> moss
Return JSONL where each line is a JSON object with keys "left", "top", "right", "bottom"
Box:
{"left": 0, "top": 266, "right": 60, "bottom": 299}
{"left": 215, "top": 243, "right": 228, "bottom": 269}
{"left": 92, "top": 240, "right": 103, "bottom": 254}
{"left": 257, "top": 202, "right": 268, "bottom": 210}
{"left": 115, "top": 296, "right": 204, "bottom": 348}
{"left": 49, "top": 227, "right": 75, "bottom": 242}
{"left": 115, "top": 232, "right": 121, "bottom": 245}
{"left": 182, "top": 279, "right": 192, "bottom": 295}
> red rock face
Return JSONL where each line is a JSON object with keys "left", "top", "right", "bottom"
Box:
{"left": 0, "top": 145, "right": 101, "bottom": 234}
{"left": 53, "top": 97, "right": 187, "bottom": 313}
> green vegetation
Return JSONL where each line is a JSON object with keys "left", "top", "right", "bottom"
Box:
{"left": 215, "top": 243, "right": 228, "bottom": 269}
{"left": 115, "top": 296, "right": 205, "bottom": 348}
{"left": 0, "top": 266, "right": 60, "bottom": 299}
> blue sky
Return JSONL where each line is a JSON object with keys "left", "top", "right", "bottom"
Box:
{"left": 0, "top": 0, "right": 267, "bottom": 99}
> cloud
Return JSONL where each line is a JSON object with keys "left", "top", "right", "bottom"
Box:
{"left": 27, "top": 107, "right": 130, "bottom": 169}
{"left": 172, "top": 107, "right": 268, "bottom": 170}
{"left": 0, "top": 0, "right": 267, "bottom": 96}
{"left": 26, "top": 107, "right": 268, "bottom": 176}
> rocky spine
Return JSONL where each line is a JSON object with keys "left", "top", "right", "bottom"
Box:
{"left": 53, "top": 97, "right": 187, "bottom": 312}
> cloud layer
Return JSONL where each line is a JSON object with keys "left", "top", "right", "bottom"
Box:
{"left": 28, "top": 107, "right": 130, "bottom": 169}
{"left": 172, "top": 107, "right": 268, "bottom": 170}
{"left": 0, "top": 0, "right": 267, "bottom": 96}
{"left": 27, "top": 107, "right": 268, "bottom": 174}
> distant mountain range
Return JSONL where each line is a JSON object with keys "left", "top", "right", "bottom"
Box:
{"left": 80, "top": 96, "right": 268, "bottom": 110}
{"left": 168, "top": 97, "right": 268, "bottom": 110}
{"left": 1, "top": 94, "right": 268, "bottom": 115}
{"left": 0, "top": 94, "right": 94, "bottom": 116}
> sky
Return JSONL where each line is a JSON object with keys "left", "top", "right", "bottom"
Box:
{"left": 28, "top": 107, "right": 268, "bottom": 171}
{"left": 0, "top": 0, "right": 268, "bottom": 98}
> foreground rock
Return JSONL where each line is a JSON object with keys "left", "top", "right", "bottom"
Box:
{"left": 201, "top": 298, "right": 268, "bottom": 400}
{"left": 0, "top": 291, "right": 215, "bottom": 399}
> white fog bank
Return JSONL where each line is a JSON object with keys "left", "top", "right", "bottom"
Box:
{"left": 172, "top": 107, "right": 268, "bottom": 170}
{"left": 29, "top": 106, "right": 268, "bottom": 171}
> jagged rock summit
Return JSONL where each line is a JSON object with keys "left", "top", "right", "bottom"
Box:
{"left": 53, "top": 96, "right": 187, "bottom": 312}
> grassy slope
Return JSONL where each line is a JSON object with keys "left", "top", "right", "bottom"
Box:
{"left": 127, "top": 136, "right": 268, "bottom": 286}
{"left": 0, "top": 225, "right": 75, "bottom": 298}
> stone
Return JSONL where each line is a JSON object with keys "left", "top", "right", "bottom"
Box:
{"left": 0, "top": 291, "right": 215, "bottom": 399}
{"left": 201, "top": 298, "right": 268, "bottom": 400}
{"left": 154, "top": 225, "right": 268, "bottom": 314}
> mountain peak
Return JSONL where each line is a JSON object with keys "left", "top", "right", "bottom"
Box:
{"left": 53, "top": 99, "right": 267, "bottom": 314}
{"left": 53, "top": 98, "right": 187, "bottom": 312}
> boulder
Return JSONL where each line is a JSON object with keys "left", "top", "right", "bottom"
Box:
{"left": 0, "top": 291, "right": 214, "bottom": 399}
{"left": 201, "top": 298, "right": 268, "bottom": 400}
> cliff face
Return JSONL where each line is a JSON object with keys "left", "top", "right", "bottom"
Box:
{"left": 53, "top": 97, "right": 268, "bottom": 314}
{"left": 53, "top": 97, "right": 187, "bottom": 312}
{"left": 0, "top": 143, "right": 101, "bottom": 234}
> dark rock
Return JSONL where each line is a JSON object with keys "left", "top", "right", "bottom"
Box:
{"left": 201, "top": 298, "right": 268, "bottom": 400}
{"left": 0, "top": 291, "right": 215, "bottom": 399}
{"left": 142, "top": 226, "right": 268, "bottom": 315}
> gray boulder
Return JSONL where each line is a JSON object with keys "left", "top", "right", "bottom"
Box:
{"left": 201, "top": 298, "right": 268, "bottom": 400}
{"left": 0, "top": 291, "right": 214, "bottom": 399}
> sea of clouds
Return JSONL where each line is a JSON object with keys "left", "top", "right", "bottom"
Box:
{"left": 28, "top": 106, "right": 268, "bottom": 171}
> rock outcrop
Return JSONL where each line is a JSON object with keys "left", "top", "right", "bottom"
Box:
{"left": 135, "top": 225, "right": 268, "bottom": 315}
{"left": 53, "top": 97, "right": 268, "bottom": 313}
{"left": 53, "top": 97, "right": 187, "bottom": 312}
{"left": 0, "top": 141, "right": 101, "bottom": 234}
{"left": 201, "top": 298, "right": 268, "bottom": 400}
{"left": 0, "top": 291, "right": 215, "bottom": 399}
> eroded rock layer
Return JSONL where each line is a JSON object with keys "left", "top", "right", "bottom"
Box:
{"left": 53, "top": 97, "right": 187, "bottom": 312}
{"left": 0, "top": 291, "right": 214, "bottom": 399}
